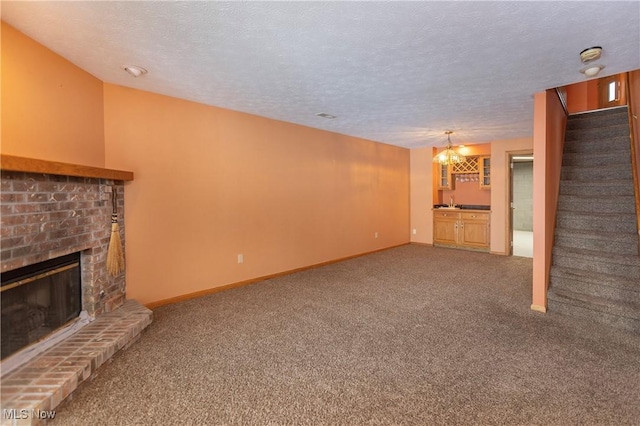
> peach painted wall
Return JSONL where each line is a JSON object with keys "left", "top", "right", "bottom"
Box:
{"left": 442, "top": 181, "right": 491, "bottom": 206}
{"left": 490, "top": 138, "right": 534, "bottom": 255}
{"left": 531, "top": 90, "right": 567, "bottom": 311}
{"left": 410, "top": 147, "right": 433, "bottom": 244}
{"left": 103, "top": 84, "right": 410, "bottom": 305}
{"left": 1, "top": 22, "right": 105, "bottom": 166}
{"left": 565, "top": 79, "right": 599, "bottom": 114}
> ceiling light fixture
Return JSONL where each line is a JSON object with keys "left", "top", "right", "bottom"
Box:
{"left": 580, "top": 64, "right": 605, "bottom": 78}
{"left": 433, "top": 131, "right": 466, "bottom": 165}
{"left": 580, "top": 46, "right": 602, "bottom": 63}
{"left": 579, "top": 46, "right": 604, "bottom": 78}
{"left": 122, "top": 65, "right": 148, "bottom": 77}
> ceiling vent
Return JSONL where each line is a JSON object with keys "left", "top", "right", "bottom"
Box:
{"left": 316, "top": 113, "right": 337, "bottom": 119}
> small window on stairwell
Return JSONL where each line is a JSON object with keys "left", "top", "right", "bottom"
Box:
{"left": 598, "top": 74, "right": 626, "bottom": 108}
{"left": 608, "top": 80, "right": 619, "bottom": 103}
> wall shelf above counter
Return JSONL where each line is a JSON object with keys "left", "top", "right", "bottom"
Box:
{"left": 0, "top": 154, "right": 134, "bottom": 181}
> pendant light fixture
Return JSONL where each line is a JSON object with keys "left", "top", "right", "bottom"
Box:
{"left": 433, "top": 131, "right": 466, "bottom": 165}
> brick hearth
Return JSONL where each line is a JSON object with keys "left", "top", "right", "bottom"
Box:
{"left": 0, "top": 300, "right": 152, "bottom": 426}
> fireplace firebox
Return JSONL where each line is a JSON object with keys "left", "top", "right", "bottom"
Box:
{"left": 1, "top": 252, "right": 81, "bottom": 360}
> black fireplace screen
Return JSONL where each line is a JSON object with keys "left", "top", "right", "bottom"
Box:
{"left": 1, "top": 252, "right": 81, "bottom": 359}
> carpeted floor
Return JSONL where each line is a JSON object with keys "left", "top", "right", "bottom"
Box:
{"left": 51, "top": 245, "right": 640, "bottom": 425}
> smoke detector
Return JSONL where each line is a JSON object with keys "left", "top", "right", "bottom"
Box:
{"left": 580, "top": 46, "right": 602, "bottom": 63}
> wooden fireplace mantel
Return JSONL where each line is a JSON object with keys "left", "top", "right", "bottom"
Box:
{"left": 0, "top": 154, "right": 134, "bottom": 181}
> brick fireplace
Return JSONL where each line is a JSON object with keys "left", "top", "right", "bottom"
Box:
{"left": 1, "top": 170, "right": 126, "bottom": 318}
{"left": 0, "top": 157, "right": 152, "bottom": 425}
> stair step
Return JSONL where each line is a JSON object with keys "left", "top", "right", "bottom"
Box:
{"left": 569, "top": 106, "right": 628, "bottom": 117}
{"left": 550, "top": 265, "right": 640, "bottom": 293}
{"left": 559, "top": 179, "right": 635, "bottom": 196}
{"left": 560, "top": 164, "right": 632, "bottom": 181}
{"left": 552, "top": 246, "right": 640, "bottom": 280}
{"left": 554, "top": 228, "right": 639, "bottom": 256}
{"left": 566, "top": 107, "right": 629, "bottom": 131}
{"left": 549, "top": 286, "right": 639, "bottom": 315}
{"left": 564, "top": 125, "right": 630, "bottom": 144}
{"left": 562, "top": 137, "right": 631, "bottom": 158}
{"left": 562, "top": 150, "right": 632, "bottom": 167}
{"left": 555, "top": 211, "right": 638, "bottom": 233}
{"left": 568, "top": 106, "right": 628, "bottom": 118}
{"left": 557, "top": 194, "right": 637, "bottom": 214}
{"left": 550, "top": 266, "right": 640, "bottom": 304}
{"left": 548, "top": 293, "right": 640, "bottom": 334}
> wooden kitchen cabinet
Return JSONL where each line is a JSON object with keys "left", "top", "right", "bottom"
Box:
{"left": 433, "top": 210, "right": 490, "bottom": 251}
{"left": 437, "top": 164, "right": 453, "bottom": 190}
{"left": 433, "top": 211, "right": 458, "bottom": 245}
{"left": 479, "top": 156, "right": 491, "bottom": 189}
{"left": 459, "top": 212, "right": 490, "bottom": 249}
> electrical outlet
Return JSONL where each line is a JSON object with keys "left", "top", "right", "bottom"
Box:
{"left": 412, "top": 229, "right": 417, "bottom": 235}
{"left": 374, "top": 232, "right": 378, "bottom": 239}
{"left": 237, "top": 254, "right": 244, "bottom": 264}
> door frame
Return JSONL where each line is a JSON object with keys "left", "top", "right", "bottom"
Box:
{"left": 507, "top": 150, "right": 533, "bottom": 256}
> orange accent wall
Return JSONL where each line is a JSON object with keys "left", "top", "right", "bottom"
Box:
{"left": 532, "top": 90, "right": 567, "bottom": 310}
{"left": 0, "top": 22, "right": 105, "bottom": 167}
{"left": 442, "top": 181, "right": 491, "bottom": 205}
{"left": 565, "top": 79, "right": 599, "bottom": 114}
{"left": 103, "top": 84, "right": 410, "bottom": 305}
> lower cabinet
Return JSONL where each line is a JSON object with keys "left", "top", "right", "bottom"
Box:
{"left": 433, "top": 210, "right": 490, "bottom": 251}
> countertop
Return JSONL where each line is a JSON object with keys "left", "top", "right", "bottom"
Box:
{"left": 433, "top": 204, "right": 491, "bottom": 211}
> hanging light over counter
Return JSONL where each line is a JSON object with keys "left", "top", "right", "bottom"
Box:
{"left": 433, "top": 131, "right": 466, "bottom": 165}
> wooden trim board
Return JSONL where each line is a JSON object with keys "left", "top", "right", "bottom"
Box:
{"left": 530, "top": 304, "right": 547, "bottom": 313}
{"left": 1, "top": 154, "right": 134, "bottom": 181}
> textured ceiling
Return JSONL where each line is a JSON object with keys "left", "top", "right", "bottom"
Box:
{"left": 2, "top": 1, "right": 639, "bottom": 148}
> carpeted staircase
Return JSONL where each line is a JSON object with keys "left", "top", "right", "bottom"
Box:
{"left": 548, "top": 106, "right": 640, "bottom": 333}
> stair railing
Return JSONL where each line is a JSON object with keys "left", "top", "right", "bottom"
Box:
{"left": 555, "top": 87, "right": 569, "bottom": 116}
{"left": 626, "top": 71, "right": 640, "bottom": 252}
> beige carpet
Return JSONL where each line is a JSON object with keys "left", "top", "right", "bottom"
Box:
{"left": 51, "top": 245, "right": 640, "bottom": 425}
